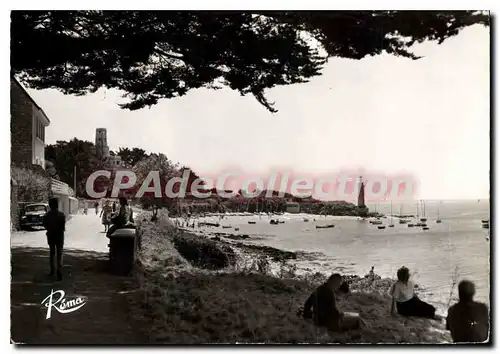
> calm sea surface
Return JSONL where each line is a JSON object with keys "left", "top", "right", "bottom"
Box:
{"left": 195, "top": 200, "right": 490, "bottom": 315}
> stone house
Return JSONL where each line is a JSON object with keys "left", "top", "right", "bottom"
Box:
{"left": 10, "top": 77, "right": 75, "bottom": 228}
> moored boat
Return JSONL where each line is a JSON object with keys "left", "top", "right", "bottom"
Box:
{"left": 316, "top": 224, "right": 335, "bottom": 229}
{"left": 388, "top": 201, "right": 394, "bottom": 228}
{"left": 436, "top": 201, "right": 442, "bottom": 223}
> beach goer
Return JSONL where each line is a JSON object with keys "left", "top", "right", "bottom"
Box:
{"left": 83, "top": 203, "right": 88, "bottom": 215}
{"left": 42, "top": 198, "right": 66, "bottom": 281}
{"left": 107, "top": 197, "right": 134, "bottom": 237}
{"left": 112, "top": 201, "right": 117, "bottom": 213}
{"left": 94, "top": 201, "right": 99, "bottom": 215}
{"left": 302, "top": 273, "right": 363, "bottom": 331}
{"left": 446, "top": 280, "right": 489, "bottom": 343}
{"left": 390, "top": 266, "right": 436, "bottom": 318}
{"left": 100, "top": 200, "right": 112, "bottom": 232}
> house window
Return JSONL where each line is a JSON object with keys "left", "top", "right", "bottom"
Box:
{"left": 35, "top": 117, "right": 44, "bottom": 142}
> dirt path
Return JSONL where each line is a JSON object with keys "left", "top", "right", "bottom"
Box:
{"left": 11, "top": 246, "right": 147, "bottom": 344}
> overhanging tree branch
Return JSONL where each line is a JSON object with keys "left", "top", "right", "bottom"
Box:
{"left": 11, "top": 11, "right": 489, "bottom": 113}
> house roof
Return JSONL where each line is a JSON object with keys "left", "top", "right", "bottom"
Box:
{"left": 11, "top": 76, "right": 51, "bottom": 124}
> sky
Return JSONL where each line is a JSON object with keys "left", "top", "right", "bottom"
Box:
{"left": 26, "top": 24, "right": 490, "bottom": 201}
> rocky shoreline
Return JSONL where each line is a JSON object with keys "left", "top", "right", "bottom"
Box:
{"left": 134, "top": 211, "right": 452, "bottom": 344}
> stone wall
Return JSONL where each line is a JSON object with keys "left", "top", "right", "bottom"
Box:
{"left": 10, "top": 78, "right": 33, "bottom": 167}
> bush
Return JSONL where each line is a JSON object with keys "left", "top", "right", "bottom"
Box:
{"left": 172, "top": 232, "right": 236, "bottom": 270}
{"left": 11, "top": 166, "right": 50, "bottom": 203}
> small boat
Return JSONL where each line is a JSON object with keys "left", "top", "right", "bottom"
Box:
{"left": 420, "top": 200, "right": 427, "bottom": 222}
{"left": 399, "top": 219, "right": 409, "bottom": 224}
{"left": 482, "top": 223, "right": 489, "bottom": 229}
{"left": 388, "top": 224, "right": 395, "bottom": 228}
{"left": 270, "top": 219, "right": 279, "bottom": 225}
{"left": 222, "top": 225, "right": 232, "bottom": 229}
{"left": 371, "top": 220, "right": 383, "bottom": 225}
{"left": 481, "top": 219, "right": 489, "bottom": 224}
{"left": 316, "top": 224, "right": 335, "bottom": 229}
{"left": 423, "top": 227, "right": 430, "bottom": 230}
{"left": 420, "top": 223, "right": 427, "bottom": 227}
{"left": 408, "top": 223, "right": 414, "bottom": 227}
{"left": 278, "top": 220, "right": 285, "bottom": 224}
{"left": 377, "top": 225, "right": 386, "bottom": 229}
{"left": 234, "top": 227, "right": 240, "bottom": 231}
{"left": 248, "top": 221, "right": 256, "bottom": 225}
{"left": 303, "top": 218, "right": 309, "bottom": 222}
{"left": 199, "top": 222, "right": 220, "bottom": 227}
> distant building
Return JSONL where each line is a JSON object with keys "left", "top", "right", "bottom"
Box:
{"left": 357, "top": 176, "right": 369, "bottom": 216}
{"left": 358, "top": 176, "right": 366, "bottom": 208}
{"left": 107, "top": 155, "right": 123, "bottom": 169}
{"left": 286, "top": 202, "right": 300, "bottom": 213}
{"left": 95, "top": 128, "right": 110, "bottom": 159}
{"left": 10, "top": 77, "right": 50, "bottom": 169}
{"left": 51, "top": 178, "right": 78, "bottom": 216}
{"left": 93, "top": 128, "right": 125, "bottom": 170}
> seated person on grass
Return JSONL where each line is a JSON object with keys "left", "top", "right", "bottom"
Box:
{"left": 446, "top": 280, "right": 489, "bottom": 343}
{"left": 302, "top": 273, "right": 363, "bottom": 331}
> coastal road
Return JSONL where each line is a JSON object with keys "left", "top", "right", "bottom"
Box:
{"left": 10, "top": 210, "right": 148, "bottom": 344}
{"left": 11, "top": 213, "right": 109, "bottom": 253}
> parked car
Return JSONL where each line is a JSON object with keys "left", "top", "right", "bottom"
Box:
{"left": 20, "top": 203, "right": 49, "bottom": 230}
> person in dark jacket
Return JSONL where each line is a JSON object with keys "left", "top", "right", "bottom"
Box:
{"left": 42, "top": 198, "right": 66, "bottom": 281}
{"left": 303, "top": 273, "right": 362, "bottom": 331}
{"left": 106, "top": 197, "right": 134, "bottom": 237}
{"left": 446, "top": 280, "right": 489, "bottom": 343}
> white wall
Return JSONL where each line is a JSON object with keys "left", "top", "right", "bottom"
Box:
{"left": 31, "top": 106, "right": 49, "bottom": 168}
{"left": 69, "top": 197, "right": 79, "bottom": 214}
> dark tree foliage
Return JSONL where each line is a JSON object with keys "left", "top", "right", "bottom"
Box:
{"left": 11, "top": 11, "right": 488, "bottom": 112}
{"left": 45, "top": 138, "right": 105, "bottom": 196}
{"left": 117, "top": 147, "right": 149, "bottom": 167}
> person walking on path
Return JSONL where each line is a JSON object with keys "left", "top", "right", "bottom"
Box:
{"left": 100, "top": 200, "right": 113, "bottom": 232}
{"left": 94, "top": 201, "right": 99, "bottom": 215}
{"left": 446, "top": 280, "right": 489, "bottom": 343}
{"left": 42, "top": 198, "right": 66, "bottom": 281}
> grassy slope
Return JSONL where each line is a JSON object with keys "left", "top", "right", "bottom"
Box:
{"left": 133, "top": 212, "right": 451, "bottom": 344}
